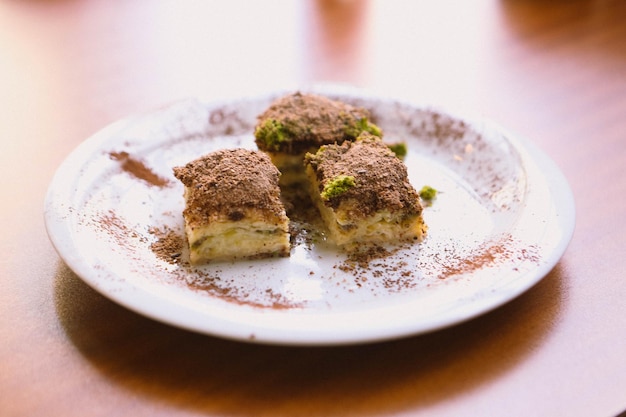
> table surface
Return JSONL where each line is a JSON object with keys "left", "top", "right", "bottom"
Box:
{"left": 2, "top": 0, "right": 625, "bottom": 416}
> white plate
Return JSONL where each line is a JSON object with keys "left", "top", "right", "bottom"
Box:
{"left": 44, "top": 88, "right": 575, "bottom": 345}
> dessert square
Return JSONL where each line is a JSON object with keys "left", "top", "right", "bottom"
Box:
{"left": 254, "top": 92, "right": 382, "bottom": 186}
{"left": 173, "top": 149, "right": 290, "bottom": 264}
{"left": 304, "top": 133, "right": 426, "bottom": 248}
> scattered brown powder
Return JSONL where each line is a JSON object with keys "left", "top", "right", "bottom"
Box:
{"left": 335, "top": 244, "right": 419, "bottom": 292}
{"left": 331, "top": 234, "right": 542, "bottom": 293}
{"left": 435, "top": 235, "right": 540, "bottom": 280}
{"left": 109, "top": 151, "right": 170, "bottom": 187}
{"left": 149, "top": 227, "right": 184, "bottom": 265}
{"left": 185, "top": 274, "right": 302, "bottom": 309}
{"left": 436, "top": 242, "right": 504, "bottom": 279}
{"left": 97, "top": 210, "right": 148, "bottom": 250}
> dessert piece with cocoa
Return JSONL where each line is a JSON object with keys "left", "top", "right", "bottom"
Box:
{"left": 304, "top": 132, "right": 426, "bottom": 248}
{"left": 173, "top": 149, "right": 290, "bottom": 264}
{"left": 254, "top": 92, "right": 382, "bottom": 186}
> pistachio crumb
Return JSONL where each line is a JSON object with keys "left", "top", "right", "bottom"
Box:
{"left": 386, "top": 142, "right": 408, "bottom": 158}
{"left": 419, "top": 185, "right": 438, "bottom": 201}
{"left": 254, "top": 119, "right": 287, "bottom": 151}
{"left": 321, "top": 175, "right": 356, "bottom": 200}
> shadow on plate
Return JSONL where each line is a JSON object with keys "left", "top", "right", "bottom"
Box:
{"left": 54, "top": 262, "right": 564, "bottom": 416}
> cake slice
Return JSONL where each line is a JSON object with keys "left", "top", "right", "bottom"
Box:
{"left": 304, "top": 132, "right": 426, "bottom": 248}
{"left": 254, "top": 92, "right": 382, "bottom": 186}
{"left": 173, "top": 149, "right": 290, "bottom": 264}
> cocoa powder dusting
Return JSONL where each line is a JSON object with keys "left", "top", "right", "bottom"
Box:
{"left": 254, "top": 92, "right": 375, "bottom": 154}
{"left": 304, "top": 133, "right": 422, "bottom": 218}
{"left": 336, "top": 244, "right": 419, "bottom": 292}
{"left": 97, "top": 210, "right": 148, "bottom": 250}
{"left": 149, "top": 227, "right": 184, "bottom": 264}
{"left": 332, "top": 234, "right": 542, "bottom": 293}
{"left": 437, "top": 242, "right": 504, "bottom": 279}
{"left": 172, "top": 148, "right": 286, "bottom": 227}
{"left": 186, "top": 274, "right": 302, "bottom": 309}
{"left": 436, "top": 235, "right": 540, "bottom": 280}
{"left": 110, "top": 151, "right": 169, "bottom": 187}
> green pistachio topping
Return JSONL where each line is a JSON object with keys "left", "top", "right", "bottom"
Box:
{"left": 344, "top": 117, "right": 382, "bottom": 139}
{"left": 254, "top": 119, "right": 288, "bottom": 151}
{"left": 387, "top": 142, "right": 408, "bottom": 158}
{"left": 321, "top": 175, "right": 356, "bottom": 200}
{"left": 419, "top": 185, "right": 438, "bottom": 201}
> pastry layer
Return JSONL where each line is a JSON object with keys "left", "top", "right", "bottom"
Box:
{"left": 185, "top": 214, "right": 290, "bottom": 263}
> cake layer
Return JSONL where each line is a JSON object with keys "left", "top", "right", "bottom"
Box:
{"left": 264, "top": 151, "right": 311, "bottom": 187}
{"left": 185, "top": 218, "right": 290, "bottom": 263}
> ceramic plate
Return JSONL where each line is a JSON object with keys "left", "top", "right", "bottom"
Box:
{"left": 44, "top": 88, "right": 575, "bottom": 345}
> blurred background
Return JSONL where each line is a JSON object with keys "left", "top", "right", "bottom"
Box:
{"left": 2, "top": 0, "right": 623, "bottom": 143}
